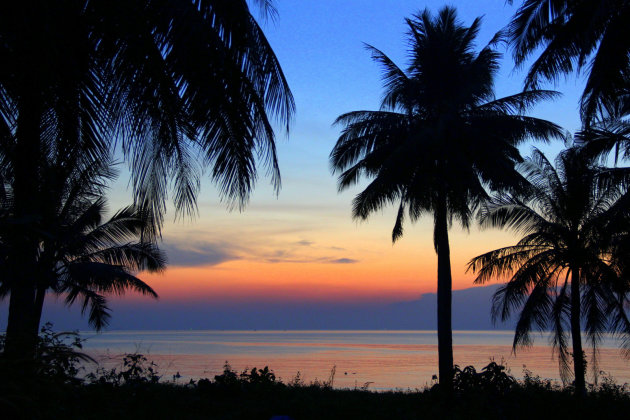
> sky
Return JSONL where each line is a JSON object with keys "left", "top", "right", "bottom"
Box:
{"left": 1, "top": 1, "right": 588, "bottom": 330}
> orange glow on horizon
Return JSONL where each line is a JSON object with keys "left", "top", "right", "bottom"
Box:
{"left": 140, "top": 259, "right": 434, "bottom": 304}
{"left": 131, "top": 205, "right": 519, "bottom": 305}
{"left": 135, "top": 247, "right": 497, "bottom": 305}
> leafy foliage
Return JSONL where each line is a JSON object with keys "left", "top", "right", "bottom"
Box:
{"left": 0, "top": 0, "right": 293, "bottom": 362}
{"left": 330, "top": 8, "right": 561, "bottom": 242}
{"left": 452, "top": 361, "right": 517, "bottom": 395}
{"left": 468, "top": 147, "right": 630, "bottom": 391}
{"left": 506, "top": 0, "right": 630, "bottom": 121}
{"left": 0, "top": 322, "right": 94, "bottom": 384}
{"left": 33, "top": 323, "right": 94, "bottom": 383}
{"left": 1, "top": 328, "right": 628, "bottom": 420}
{"left": 0, "top": 153, "right": 165, "bottom": 330}
{"left": 0, "top": 0, "right": 295, "bottom": 226}
{"left": 87, "top": 353, "right": 161, "bottom": 386}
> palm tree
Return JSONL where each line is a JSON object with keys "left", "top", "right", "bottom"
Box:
{"left": 37, "top": 203, "right": 164, "bottom": 333}
{"left": 0, "top": 148, "right": 166, "bottom": 344}
{"left": 35, "top": 160, "right": 165, "bottom": 333}
{"left": 506, "top": 0, "right": 630, "bottom": 121}
{"left": 0, "top": 0, "right": 294, "bottom": 358}
{"left": 329, "top": 6, "right": 563, "bottom": 390}
{"left": 577, "top": 110, "right": 630, "bottom": 164}
{"left": 468, "top": 147, "right": 630, "bottom": 395}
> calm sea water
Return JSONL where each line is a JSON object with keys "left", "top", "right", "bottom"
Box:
{"left": 81, "top": 330, "right": 630, "bottom": 390}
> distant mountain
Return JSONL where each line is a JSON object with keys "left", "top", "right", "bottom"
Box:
{"left": 376, "top": 284, "right": 512, "bottom": 330}
{"left": 0, "top": 284, "right": 512, "bottom": 330}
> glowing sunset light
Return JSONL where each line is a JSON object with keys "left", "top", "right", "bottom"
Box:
{"left": 131, "top": 222, "right": 518, "bottom": 305}
{"left": 140, "top": 260, "right": 430, "bottom": 304}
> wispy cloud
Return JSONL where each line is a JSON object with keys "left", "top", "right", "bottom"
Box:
{"left": 329, "top": 258, "right": 358, "bottom": 264}
{"left": 162, "top": 232, "right": 358, "bottom": 268}
{"left": 266, "top": 256, "right": 359, "bottom": 264}
{"left": 161, "top": 241, "right": 240, "bottom": 267}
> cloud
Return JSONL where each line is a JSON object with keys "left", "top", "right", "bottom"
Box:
{"left": 265, "top": 256, "right": 359, "bottom": 264}
{"left": 161, "top": 242, "right": 240, "bottom": 267}
{"left": 329, "top": 258, "right": 358, "bottom": 264}
{"left": 160, "top": 233, "right": 357, "bottom": 267}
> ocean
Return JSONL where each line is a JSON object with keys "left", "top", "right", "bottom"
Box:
{"left": 81, "top": 330, "right": 630, "bottom": 390}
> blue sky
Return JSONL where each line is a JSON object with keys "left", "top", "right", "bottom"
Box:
{"left": 239, "top": 0, "right": 582, "bottom": 217}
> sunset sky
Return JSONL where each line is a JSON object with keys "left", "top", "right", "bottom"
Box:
{"left": 140, "top": 0, "right": 581, "bottom": 302}
{"left": 2, "top": 0, "right": 586, "bottom": 330}
{"left": 118, "top": 0, "right": 582, "bottom": 303}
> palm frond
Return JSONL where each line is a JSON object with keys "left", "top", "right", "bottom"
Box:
{"left": 476, "top": 90, "right": 562, "bottom": 114}
{"left": 550, "top": 280, "right": 573, "bottom": 383}
{"left": 363, "top": 44, "right": 411, "bottom": 112}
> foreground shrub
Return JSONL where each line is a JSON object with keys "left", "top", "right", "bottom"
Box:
{"left": 452, "top": 361, "right": 517, "bottom": 395}
{"left": 0, "top": 322, "right": 94, "bottom": 384}
{"left": 87, "top": 353, "right": 161, "bottom": 386}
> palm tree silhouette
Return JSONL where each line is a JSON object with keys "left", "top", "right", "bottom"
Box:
{"left": 0, "top": 0, "right": 293, "bottom": 358}
{"left": 577, "top": 112, "right": 630, "bottom": 165}
{"left": 468, "top": 147, "right": 630, "bottom": 395}
{"left": 329, "top": 6, "right": 563, "bottom": 390}
{"left": 506, "top": 0, "right": 630, "bottom": 121}
{"left": 0, "top": 150, "right": 165, "bottom": 344}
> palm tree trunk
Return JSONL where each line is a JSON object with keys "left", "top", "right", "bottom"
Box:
{"left": 31, "top": 285, "right": 47, "bottom": 337}
{"left": 570, "top": 268, "right": 586, "bottom": 396}
{"left": 3, "top": 92, "right": 41, "bottom": 361}
{"left": 435, "top": 197, "right": 453, "bottom": 392}
{"left": 4, "top": 281, "right": 37, "bottom": 360}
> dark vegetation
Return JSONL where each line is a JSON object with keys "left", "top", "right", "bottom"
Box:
{"left": 1, "top": 328, "right": 629, "bottom": 420}
{"left": 468, "top": 147, "right": 630, "bottom": 394}
{"left": 2, "top": 0, "right": 630, "bottom": 408}
{"left": 0, "top": 0, "right": 294, "bottom": 361}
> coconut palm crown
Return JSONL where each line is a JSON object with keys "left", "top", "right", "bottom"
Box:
{"left": 0, "top": 151, "right": 166, "bottom": 333}
{"left": 468, "top": 147, "right": 630, "bottom": 395}
{"left": 0, "top": 0, "right": 295, "bottom": 226}
{"left": 329, "top": 6, "right": 563, "bottom": 390}
{"left": 507, "top": 0, "right": 630, "bottom": 121}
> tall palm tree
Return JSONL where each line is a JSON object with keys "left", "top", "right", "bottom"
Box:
{"left": 468, "top": 147, "right": 630, "bottom": 395}
{"left": 506, "top": 0, "right": 630, "bottom": 121}
{"left": 329, "top": 7, "right": 563, "bottom": 390}
{"left": 0, "top": 0, "right": 294, "bottom": 358}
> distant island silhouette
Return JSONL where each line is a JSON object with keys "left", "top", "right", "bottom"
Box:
{"left": 0, "top": 284, "right": 512, "bottom": 331}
